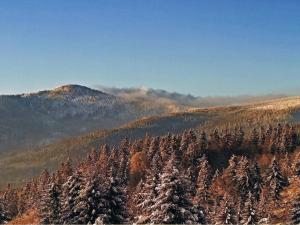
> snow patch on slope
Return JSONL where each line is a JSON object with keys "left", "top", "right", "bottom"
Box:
{"left": 252, "top": 97, "right": 300, "bottom": 110}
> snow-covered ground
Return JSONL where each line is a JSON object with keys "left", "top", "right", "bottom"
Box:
{"left": 252, "top": 97, "right": 300, "bottom": 110}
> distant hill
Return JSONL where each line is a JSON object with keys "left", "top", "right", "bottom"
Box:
{"left": 1, "top": 96, "right": 300, "bottom": 188}
{"left": 0, "top": 84, "right": 285, "bottom": 154}
{"left": 99, "top": 85, "right": 286, "bottom": 107}
{"left": 0, "top": 85, "right": 184, "bottom": 153}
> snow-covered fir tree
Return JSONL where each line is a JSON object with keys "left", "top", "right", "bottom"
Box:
{"left": 235, "top": 127, "right": 245, "bottom": 148}
{"left": 194, "top": 155, "right": 212, "bottom": 212}
{"left": 233, "top": 156, "right": 252, "bottom": 201}
{"left": 214, "top": 194, "right": 237, "bottom": 225}
{"left": 60, "top": 170, "right": 84, "bottom": 224}
{"left": 227, "top": 155, "right": 239, "bottom": 178}
{"left": 118, "top": 138, "right": 131, "bottom": 185}
{"left": 250, "top": 162, "right": 263, "bottom": 201}
{"left": 199, "top": 131, "right": 208, "bottom": 152}
{"left": 0, "top": 198, "right": 9, "bottom": 224}
{"left": 2, "top": 184, "right": 18, "bottom": 219}
{"left": 250, "top": 128, "right": 260, "bottom": 149}
{"left": 147, "top": 137, "right": 160, "bottom": 162}
{"left": 95, "top": 177, "right": 128, "bottom": 224}
{"left": 135, "top": 170, "right": 160, "bottom": 223}
{"left": 149, "top": 154, "right": 202, "bottom": 224}
{"left": 241, "top": 192, "right": 258, "bottom": 225}
{"left": 267, "top": 157, "right": 289, "bottom": 201}
{"left": 72, "top": 177, "right": 106, "bottom": 224}
{"left": 39, "top": 180, "right": 61, "bottom": 224}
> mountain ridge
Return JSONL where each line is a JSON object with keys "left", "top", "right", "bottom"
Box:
{"left": 2, "top": 95, "right": 300, "bottom": 188}
{"left": 0, "top": 84, "right": 295, "bottom": 155}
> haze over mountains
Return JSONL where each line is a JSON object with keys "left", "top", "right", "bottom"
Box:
{"left": 1, "top": 86, "right": 300, "bottom": 188}
{"left": 0, "top": 84, "right": 286, "bottom": 154}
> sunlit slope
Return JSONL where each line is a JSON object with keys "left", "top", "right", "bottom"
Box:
{"left": 1, "top": 96, "right": 300, "bottom": 189}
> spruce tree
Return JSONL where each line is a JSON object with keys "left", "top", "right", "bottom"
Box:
{"left": 2, "top": 184, "right": 18, "bottom": 219}
{"left": 118, "top": 139, "right": 131, "bottom": 185}
{"left": 210, "top": 129, "right": 221, "bottom": 147}
{"left": 55, "top": 157, "right": 73, "bottom": 185}
{"left": 149, "top": 154, "right": 201, "bottom": 224}
{"left": 227, "top": 155, "right": 239, "bottom": 178}
{"left": 147, "top": 137, "right": 160, "bottom": 162}
{"left": 290, "top": 126, "right": 298, "bottom": 151}
{"left": 267, "top": 158, "right": 289, "bottom": 201}
{"left": 72, "top": 177, "right": 106, "bottom": 224}
{"left": 199, "top": 131, "right": 208, "bottom": 152}
{"left": 39, "top": 181, "right": 61, "bottom": 224}
{"left": 160, "top": 134, "right": 173, "bottom": 162}
{"left": 250, "top": 162, "right": 263, "bottom": 201}
{"left": 260, "top": 126, "right": 266, "bottom": 146}
{"left": 95, "top": 177, "right": 128, "bottom": 224}
{"left": 241, "top": 192, "right": 258, "bottom": 225}
{"left": 233, "top": 157, "right": 252, "bottom": 201}
{"left": 214, "top": 194, "right": 237, "bottom": 225}
{"left": 60, "top": 170, "right": 84, "bottom": 224}
{"left": 250, "top": 128, "right": 260, "bottom": 149}
{"left": 194, "top": 155, "right": 212, "bottom": 212}
{"left": 178, "top": 131, "right": 190, "bottom": 161}
{"left": 0, "top": 198, "right": 9, "bottom": 224}
{"left": 265, "top": 125, "right": 273, "bottom": 147}
{"left": 279, "top": 124, "right": 292, "bottom": 153}
{"left": 136, "top": 169, "right": 160, "bottom": 224}
{"left": 236, "top": 127, "right": 245, "bottom": 148}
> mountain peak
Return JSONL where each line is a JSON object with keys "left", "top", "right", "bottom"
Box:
{"left": 49, "top": 84, "right": 108, "bottom": 97}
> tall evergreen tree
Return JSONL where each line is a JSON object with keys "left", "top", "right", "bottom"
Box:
{"left": 147, "top": 137, "right": 160, "bottom": 162}
{"left": 0, "top": 198, "right": 9, "bottom": 224}
{"left": 236, "top": 127, "right": 245, "bottom": 148}
{"left": 250, "top": 128, "right": 260, "bottom": 149}
{"left": 2, "top": 184, "right": 18, "bottom": 219}
{"left": 39, "top": 181, "right": 61, "bottom": 224}
{"left": 241, "top": 192, "right": 258, "bottom": 225}
{"left": 279, "top": 124, "right": 292, "bottom": 153}
{"left": 260, "top": 126, "right": 266, "bottom": 146}
{"left": 136, "top": 168, "right": 160, "bottom": 224}
{"left": 210, "top": 129, "right": 220, "bottom": 148}
{"left": 95, "top": 177, "right": 128, "bottom": 224}
{"left": 214, "top": 194, "right": 237, "bottom": 225}
{"left": 233, "top": 157, "right": 252, "bottom": 201}
{"left": 250, "top": 162, "right": 263, "bottom": 201}
{"left": 266, "top": 158, "right": 289, "bottom": 201}
{"left": 149, "top": 154, "right": 202, "bottom": 224}
{"left": 290, "top": 126, "right": 298, "bottom": 151}
{"left": 265, "top": 125, "right": 273, "bottom": 147}
{"left": 118, "top": 138, "right": 131, "bottom": 185}
{"left": 72, "top": 177, "right": 106, "bottom": 224}
{"left": 226, "top": 155, "right": 239, "bottom": 178}
{"left": 60, "top": 170, "right": 84, "bottom": 224}
{"left": 55, "top": 157, "right": 73, "bottom": 185}
{"left": 194, "top": 155, "right": 212, "bottom": 212}
{"left": 199, "top": 131, "right": 208, "bottom": 152}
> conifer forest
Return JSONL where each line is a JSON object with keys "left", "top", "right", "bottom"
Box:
{"left": 1, "top": 123, "right": 300, "bottom": 224}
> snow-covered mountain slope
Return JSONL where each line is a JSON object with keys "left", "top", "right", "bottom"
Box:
{"left": 0, "top": 85, "right": 180, "bottom": 153}
{"left": 0, "top": 84, "right": 297, "bottom": 154}
{"left": 252, "top": 96, "right": 300, "bottom": 110}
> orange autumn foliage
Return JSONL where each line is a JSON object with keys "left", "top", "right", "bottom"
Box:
{"left": 8, "top": 210, "right": 40, "bottom": 225}
{"left": 130, "top": 151, "right": 149, "bottom": 186}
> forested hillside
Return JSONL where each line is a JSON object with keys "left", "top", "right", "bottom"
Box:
{"left": 1, "top": 123, "right": 300, "bottom": 224}
{"left": 2, "top": 96, "right": 300, "bottom": 189}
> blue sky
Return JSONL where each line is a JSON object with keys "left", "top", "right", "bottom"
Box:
{"left": 0, "top": 0, "right": 299, "bottom": 96}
